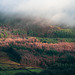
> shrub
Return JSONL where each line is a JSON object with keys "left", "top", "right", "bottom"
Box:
{"left": 35, "top": 48, "right": 44, "bottom": 54}
{"left": 4, "top": 32, "right": 8, "bottom": 38}
{"left": 45, "top": 50, "right": 59, "bottom": 56}
{"left": 0, "top": 33, "right": 4, "bottom": 38}
{"left": 57, "top": 54, "right": 75, "bottom": 64}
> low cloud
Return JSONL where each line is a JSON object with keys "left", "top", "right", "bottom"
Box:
{"left": 0, "top": 0, "right": 75, "bottom": 27}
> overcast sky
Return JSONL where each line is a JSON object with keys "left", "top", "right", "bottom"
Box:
{"left": 0, "top": 0, "right": 75, "bottom": 26}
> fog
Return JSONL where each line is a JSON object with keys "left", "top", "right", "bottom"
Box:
{"left": 0, "top": 0, "right": 75, "bottom": 27}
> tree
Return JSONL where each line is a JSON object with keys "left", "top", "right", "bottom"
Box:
{"left": 4, "top": 32, "right": 8, "bottom": 38}
{"left": 27, "top": 30, "right": 33, "bottom": 36}
{"left": 0, "top": 33, "right": 4, "bottom": 38}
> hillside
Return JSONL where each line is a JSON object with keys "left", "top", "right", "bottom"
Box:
{"left": 0, "top": 37, "right": 75, "bottom": 69}
{"left": 0, "top": 0, "right": 75, "bottom": 74}
{"left": 0, "top": 24, "right": 75, "bottom": 38}
{"left": 0, "top": 24, "right": 75, "bottom": 75}
{"left": 0, "top": 28, "right": 75, "bottom": 75}
{"left": 0, "top": 13, "right": 75, "bottom": 38}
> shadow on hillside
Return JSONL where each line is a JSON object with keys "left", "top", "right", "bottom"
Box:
{"left": 39, "top": 68, "right": 75, "bottom": 75}
{"left": 15, "top": 72, "right": 38, "bottom": 75}
{"left": 3, "top": 47, "right": 21, "bottom": 63}
{"left": 15, "top": 72, "right": 31, "bottom": 75}
{"left": 15, "top": 68, "right": 75, "bottom": 75}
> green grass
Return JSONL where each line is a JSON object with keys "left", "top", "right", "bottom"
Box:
{"left": 37, "top": 37, "right": 75, "bottom": 43}
{"left": 0, "top": 69, "right": 43, "bottom": 75}
{"left": 0, "top": 70, "right": 28, "bottom": 75}
{"left": 29, "top": 69, "right": 43, "bottom": 73}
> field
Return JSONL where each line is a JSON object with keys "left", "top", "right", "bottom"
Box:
{"left": 0, "top": 69, "right": 42, "bottom": 75}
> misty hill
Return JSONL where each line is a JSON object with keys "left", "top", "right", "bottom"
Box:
{"left": 0, "top": 12, "right": 75, "bottom": 70}
{"left": 0, "top": 13, "right": 75, "bottom": 38}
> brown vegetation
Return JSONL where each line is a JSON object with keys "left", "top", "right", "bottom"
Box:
{"left": 0, "top": 37, "right": 75, "bottom": 51}
{"left": 0, "top": 37, "right": 75, "bottom": 68}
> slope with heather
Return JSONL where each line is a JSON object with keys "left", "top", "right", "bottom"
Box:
{"left": 0, "top": 37, "right": 75, "bottom": 69}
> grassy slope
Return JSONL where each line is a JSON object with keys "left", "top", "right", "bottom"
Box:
{"left": 0, "top": 51, "right": 21, "bottom": 70}
{"left": 0, "top": 51, "right": 20, "bottom": 64}
{"left": 0, "top": 69, "right": 42, "bottom": 75}
{"left": 37, "top": 37, "right": 75, "bottom": 43}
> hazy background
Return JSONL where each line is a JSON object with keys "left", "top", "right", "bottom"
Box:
{"left": 0, "top": 0, "right": 75, "bottom": 27}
